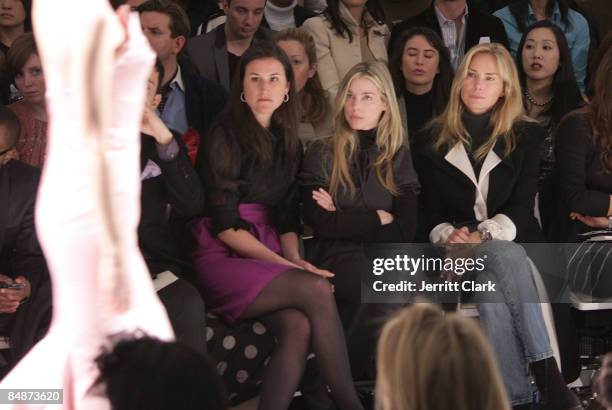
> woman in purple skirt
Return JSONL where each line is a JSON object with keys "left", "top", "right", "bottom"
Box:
{"left": 189, "top": 43, "right": 363, "bottom": 410}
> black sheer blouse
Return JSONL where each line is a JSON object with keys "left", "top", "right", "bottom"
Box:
{"left": 300, "top": 129, "right": 421, "bottom": 242}
{"left": 199, "top": 118, "right": 302, "bottom": 236}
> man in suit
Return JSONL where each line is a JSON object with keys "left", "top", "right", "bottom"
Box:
{"left": 389, "top": 0, "right": 509, "bottom": 69}
{"left": 185, "top": 0, "right": 274, "bottom": 91}
{"left": 138, "top": 60, "right": 209, "bottom": 356}
{"left": 138, "top": 0, "right": 227, "bottom": 162}
{"left": 0, "top": 106, "right": 51, "bottom": 379}
{"left": 260, "top": 0, "right": 316, "bottom": 31}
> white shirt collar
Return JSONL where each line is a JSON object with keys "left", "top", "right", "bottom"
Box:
{"left": 169, "top": 64, "right": 184, "bottom": 92}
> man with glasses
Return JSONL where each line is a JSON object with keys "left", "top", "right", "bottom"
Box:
{"left": 0, "top": 105, "right": 51, "bottom": 379}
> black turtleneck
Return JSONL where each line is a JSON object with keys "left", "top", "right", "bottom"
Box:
{"left": 403, "top": 88, "right": 434, "bottom": 138}
{"left": 462, "top": 109, "right": 493, "bottom": 178}
{"left": 358, "top": 128, "right": 377, "bottom": 148}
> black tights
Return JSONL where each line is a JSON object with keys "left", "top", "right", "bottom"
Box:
{"left": 241, "top": 268, "right": 363, "bottom": 410}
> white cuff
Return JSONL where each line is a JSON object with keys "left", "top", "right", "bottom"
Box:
{"left": 478, "top": 214, "right": 517, "bottom": 241}
{"left": 429, "top": 222, "right": 455, "bottom": 244}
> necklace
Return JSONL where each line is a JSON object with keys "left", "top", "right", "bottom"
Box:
{"left": 524, "top": 89, "right": 553, "bottom": 107}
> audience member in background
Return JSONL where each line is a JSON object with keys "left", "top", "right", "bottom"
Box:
{"left": 301, "top": 0, "right": 327, "bottom": 14}
{"left": 414, "top": 43, "right": 581, "bottom": 410}
{"left": 94, "top": 336, "right": 227, "bottom": 410}
{"left": 138, "top": 59, "right": 209, "bottom": 356}
{"left": 389, "top": 0, "right": 509, "bottom": 70}
{"left": 188, "top": 43, "right": 363, "bottom": 410}
{"left": 186, "top": 0, "right": 273, "bottom": 91}
{"left": 300, "top": 61, "right": 420, "bottom": 382}
{"left": 262, "top": 0, "right": 316, "bottom": 31}
{"left": 588, "top": 30, "right": 612, "bottom": 98}
{"left": 137, "top": 0, "right": 227, "bottom": 163}
{"left": 0, "top": 105, "right": 50, "bottom": 379}
{"left": 0, "top": 0, "right": 29, "bottom": 56}
{"left": 7, "top": 32, "right": 46, "bottom": 168}
{"left": 516, "top": 20, "right": 583, "bottom": 236}
{"left": 302, "top": 0, "right": 389, "bottom": 103}
{"left": 554, "top": 47, "right": 612, "bottom": 297}
{"left": 376, "top": 304, "right": 511, "bottom": 410}
{"left": 494, "top": 0, "right": 590, "bottom": 93}
{"left": 388, "top": 27, "right": 453, "bottom": 144}
{"left": 596, "top": 352, "right": 612, "bottom": 410}
{"left": 275, "top": 27, "right": 333, "bottom": 144}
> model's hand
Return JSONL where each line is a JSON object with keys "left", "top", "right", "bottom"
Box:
{"left": 570, "top": 212, "right": 608, "bottom": 229}
{"left": 312, "top": 188, "right": 336, "bottom": 211}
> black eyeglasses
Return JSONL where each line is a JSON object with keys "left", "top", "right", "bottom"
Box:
{"left": 0, "top": 147, "right": 13, "bottom": 156}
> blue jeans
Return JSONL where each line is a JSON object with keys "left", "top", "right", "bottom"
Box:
{"left": 467, "top": 240, "right": 553, "bottom": 405}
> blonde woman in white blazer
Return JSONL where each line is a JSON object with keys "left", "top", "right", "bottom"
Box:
{"left": 302, "top": 0, "right": 389, "bottom": 102}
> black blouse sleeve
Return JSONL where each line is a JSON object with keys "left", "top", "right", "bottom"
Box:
{"left": 300, "top": 140, "right": 381, "bottom": 238}
{"left": 354, "top": 146, "right": 420, "bottom": 242}
{"left": 556, "top": 113, "right": 610, "bottom": 216}
{"left": 273, "top": 146, "right": 302, "bottom": 235}
{"left": 200, "top": 123, "right": 251, "bottom": 235}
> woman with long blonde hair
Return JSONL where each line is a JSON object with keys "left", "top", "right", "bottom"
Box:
{"left": 414, "top": 43, "right": 581, "bottom": 409}
{"left": 300, "top": 60, "right": 420, "bottom": 380}
{"left": 376, "top": 303, "right": 510, "bottom": 410}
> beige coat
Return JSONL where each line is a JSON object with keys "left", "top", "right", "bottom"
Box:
{"left": 302, "top": 4, "right": 389, "bottom": 102}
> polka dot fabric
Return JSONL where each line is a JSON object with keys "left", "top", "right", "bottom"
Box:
{"left": 205, "top": 312, "right": 275, "bottom": 405}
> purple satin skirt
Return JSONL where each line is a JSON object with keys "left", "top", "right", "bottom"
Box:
{"left": 188, "top": 204, "right": 292, "bottom": 323}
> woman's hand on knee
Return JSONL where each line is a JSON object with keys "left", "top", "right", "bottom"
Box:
{"left": 287, "top": 257, "right": 335, "bottom": 279}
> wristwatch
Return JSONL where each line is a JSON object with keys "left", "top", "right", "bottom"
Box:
{"left": 478, "top": 227, "right": 493, "bottom": 242}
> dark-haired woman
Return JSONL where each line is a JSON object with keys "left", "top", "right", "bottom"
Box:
{"left": 188, "top": 43, "right": 363, "bottom": 410}
{"left": 302, "top": 0, "right": 389, "bottom": 102}
{"left": 516, "top": 20, "right": 583, "bottom": 235}
{"left": 7, "top": 32, "right": 47, "bottom": 167}
{"left": 555, "top": 47, "right": 612, "bottom": 296}
{"left": 494, "top": 0, "right": 590, "bottom": 92}
{"left": 388, "top": 27, "right": 453, "bottom": 143}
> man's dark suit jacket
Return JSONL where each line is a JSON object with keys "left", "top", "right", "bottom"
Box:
{"left": 178, "top": 55, "right": 227, "bottom": 144}
{"left": 260, "top": 5, "right": 317, "bottom": 29}
{"left": 139, "top": 133, "right": 205, "bottom": 277}
{"left": 388, "top": 3, "right": 509, "bottom": 59}
{"left": 0, "top": 159, "right": 51, "bottom": 374}
{"left": 185, "top": 24, "right": 275, "bottom": 91}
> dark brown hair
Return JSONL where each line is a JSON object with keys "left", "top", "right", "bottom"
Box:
{"left": 137, "top": 0, "right": 191, "bottom": 40}
{"left": 389, "top": 26, "right": 453, "bottom": 117}
{"left": 516, "top": 20, "right": 583, "bottom": 124}
{"left": 588, "top": 46, "right": 612, "bottom": 173}
{"left": 6, "top": 32, "right": 37, "bottom": 84}
{"left": 226, "top": 42, "right": 299, "bottom": 164}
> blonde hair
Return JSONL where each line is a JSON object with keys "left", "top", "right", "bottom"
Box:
{"left": 328, "top": 61, "right": 404, "bottom": 200}
{"left": 376, "top": 304, "right": 511, "bottom": 410}
{"left": 433, "top": 43, "right": 527, "bottom": 161}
